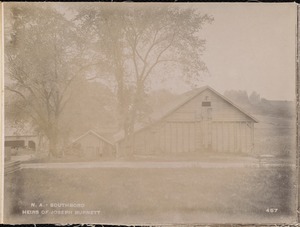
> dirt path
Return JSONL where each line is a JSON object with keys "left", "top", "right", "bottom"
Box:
{"left": 20, "top": 161, "right": 295, "bottom": 169}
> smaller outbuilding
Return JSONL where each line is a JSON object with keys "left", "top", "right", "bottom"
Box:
{"left": 5, "top": 124, "right": 38, "bottom": 151}
{"left": 5, "top": 135, "right": 38, "bottom": 151}
{"left": 71, "top": 130, "right": 115, "bottom": 158}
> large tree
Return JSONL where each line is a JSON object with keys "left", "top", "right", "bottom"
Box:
{"left": 5, "top": 5, "right": 93, "bottom": 156}
{"left": 75, "top": 4, "right": 213, "bottom": 154}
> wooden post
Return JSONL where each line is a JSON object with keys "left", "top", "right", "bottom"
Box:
{"left": 239, "top": 122, "right": 243, "bottom": 153}
{"left": 241, "top": 122, "right": 243, "bottom": 152}
{"left": 234, "top": 123, "right": 236, "bottom": 152}
{"left": 227, "top": 122, "right": 230, "bottom": 152}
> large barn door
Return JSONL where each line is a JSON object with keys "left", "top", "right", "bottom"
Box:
{"left": 202, "top": 120, "right": 212, "bottom": 151}
{"left": 202, "top": 106, "right": 213, "bottom": 152}
{"left": 195, "top": 107, "right": 213, "bottom": 152}
{"left": 195, "top": 122, "right": 202, "bottom": 151}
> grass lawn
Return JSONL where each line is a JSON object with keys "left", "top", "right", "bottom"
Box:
{"left": 4, "top": 166, "right": 297, "bottom": 224}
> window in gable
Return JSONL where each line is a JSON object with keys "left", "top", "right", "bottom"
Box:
{"left": 202, "top": 101, "right": 211, "bottom": 107}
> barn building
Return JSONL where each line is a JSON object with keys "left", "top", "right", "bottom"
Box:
{"left": 72, "top": 130, "right": 115, "bottom": 158}
{"left": 114, "top": 86, "right": 258, "bottom": 155}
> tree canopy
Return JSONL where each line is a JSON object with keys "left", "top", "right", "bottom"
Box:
{"left": 5, "top": 3, "right": 213, "bottom": 156}
{"left": 75, "top": 4, "right": 213, "bottom": 143}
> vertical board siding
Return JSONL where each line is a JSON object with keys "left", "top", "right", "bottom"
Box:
{"left": 216, "top": 123, "right": 220, "bottom": 152}
{"left": 181, "top": 123, "right": 185, "bottom": 152}
{"left": 223, "top": 123, "right": 228, "bottom": 152}
{"left": 234, "top": 123, "right": 237, "bottom": 152}
{"left": 190, "top": 123, "right": 195, "bottom": 152}
{"left": 158, "top": 124, "right": 163, "bottom": 153}
{"left": 131, "top": 120, "right": 254, "bottom": 154}
{"left": 217, "top": 123, "right": 222, "bottom": 152}
{"left": 241, "top": 122, "right": 244, "bottom": 152}
{"left": 230, "top": 123, "right": 234, "bottom": 153}
{"left": 125, "top": 88, "right": 257, "bottom": 155}
{"left": 165, "top": 123, "right": 170, "bottom": 153}
{"left": 177, "top": 123, "right": 183, "bottom": 153}
{"left": 196, "top": 122, "right": 201, "bottom": 151}
{"left": 211, "top": 123, "right": 216, "bottom": 152}
{"left": 155, "top": 126, "right": 160, "bottom": 153}
{"left": 184, "top": 123, "right": 189, "bottom": 152}
{"left": 171, "top": 123, "right": 176, "bottom": 153}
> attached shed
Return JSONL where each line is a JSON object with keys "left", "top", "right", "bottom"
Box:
{"left": 115, "top": 86, "right": 258, "bottom": 154}
{"left": 72, "top": 130, "right": 115, "bottom": 158}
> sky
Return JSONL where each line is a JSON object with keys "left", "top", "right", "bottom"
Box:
{"left": 5, "top": 3, "right": 297, "bottom": 101}
{"left": 149, "top": 3, "right": 296, "bottom": 101}
{"left": 187, "top": 3, "right": 297, "bottom": 101}
{"left": 54, "top": 2, "right": 297, "bottom": 101}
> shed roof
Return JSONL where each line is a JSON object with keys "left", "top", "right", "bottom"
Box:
{"left": 73, "top": 130, "right": 114, "bottom": 146}
{"left": 114, "top": 86, "right": 258, "bottom": 142}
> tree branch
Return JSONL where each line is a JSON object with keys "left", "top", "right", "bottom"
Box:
{"left": 142, "top": 32, "right": 176, "bottom": 82}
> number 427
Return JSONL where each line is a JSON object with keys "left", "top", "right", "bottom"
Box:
{"left": 266, "top": 208, "right": 278, "bottom": 213}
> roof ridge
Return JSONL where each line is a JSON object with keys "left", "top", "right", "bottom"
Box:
{"left": 114, "top": 86, "right": 258, "bottom": 142}
{"left": 208, "top": 87, "right": 259, "bottom": 123}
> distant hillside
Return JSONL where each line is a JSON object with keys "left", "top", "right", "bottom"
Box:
{"left": 224, "top": 90, "right": 295, "bottom": 118}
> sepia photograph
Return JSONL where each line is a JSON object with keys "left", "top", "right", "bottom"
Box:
{"left": 2, "top": 2, "right": 298, "bottom": 224}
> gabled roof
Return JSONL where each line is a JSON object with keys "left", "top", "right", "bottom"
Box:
{"left": 114, "top": 86, "right": 258, "bottom": 142}
{"left": 207, "top": 86, "right": 259, "bottom": 122}
{"left": 73, "top": 130, "right": 114, "bottom": 146}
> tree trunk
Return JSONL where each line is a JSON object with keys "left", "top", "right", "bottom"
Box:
{"left": 121, "top": 82, "right": 145, "bottom": 158}
{"left": 48, "top": 134, "right": 58, "bottom": 158}
{"left": 123, "top": 123, "right": 135, "bottom": 158}
{"left": 47, "top": 124, "right": 60, "bottom": 158}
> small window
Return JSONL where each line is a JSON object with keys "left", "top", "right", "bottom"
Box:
{"left": 202, "top": 101, "right": 211, "bottom": 107}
